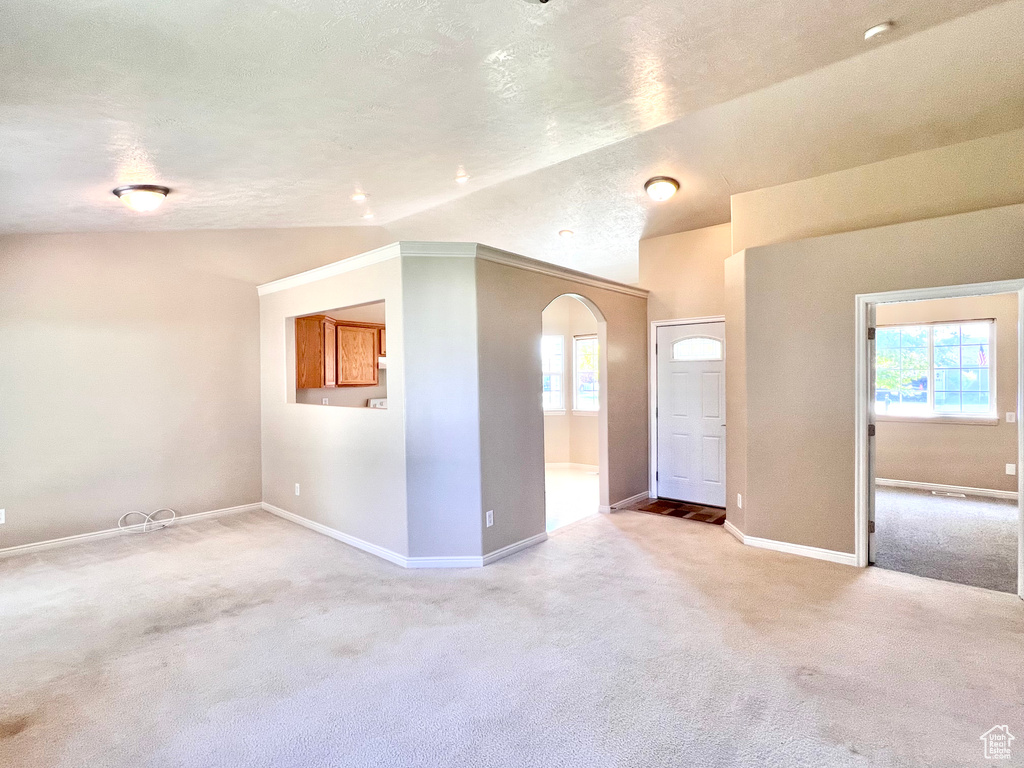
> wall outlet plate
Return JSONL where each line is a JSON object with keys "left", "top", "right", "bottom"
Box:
{"left": 486, "top": 510, "right": 494, "bottom": 527}
{"left": 0, "top": 508, "right": 5, "bottom": 525}
{"left": 322, "top": 398, "right": 329, "bottom": 405}
{"left": 1008, "top": 412, "right": 1017, "bottom": 423}
{"left": 1008, "top": 464, "right": 1018, "bottom": 476}
{"left": 737, "top": 494, "right": 743, "bottom": 509}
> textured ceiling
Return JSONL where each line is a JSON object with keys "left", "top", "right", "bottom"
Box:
{"left": 0, "top": 0, "right": 1019, "bottom": 280}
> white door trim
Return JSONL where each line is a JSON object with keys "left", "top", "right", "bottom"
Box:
{"left": 649, "top": 315, "right": 726, "bottom": 498}
{"left": 854, "top": 279, "right": 1024, "bottom": 598}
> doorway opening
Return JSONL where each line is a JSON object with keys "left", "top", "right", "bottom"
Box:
{"left": 649, "top": 316, "right": 727, "bottom": 514}
{"left": 542, "top": 294, "right": 602, "bottom": 531}
{"left": 856, "top": 281, "right": 1024, "bottom": 597}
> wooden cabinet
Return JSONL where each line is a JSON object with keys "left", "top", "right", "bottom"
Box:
{"left": 337, "top": 325, "right": 379, "bottom": 386}
{"left": 296, "top": 315, "right": 383, "bottom": 389}
{"left": 379, "top": 328, "right": 386, "bottom": 357}
{"left": 295, "top": 315, "right": 337, "bottom": 388}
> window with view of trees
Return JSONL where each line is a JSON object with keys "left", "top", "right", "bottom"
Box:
{"left": 574, "top": 335, "right": 599, "bottom": 411}
{"left": 875, "top": 321, "right": 994, "bottom": 417}
{"left": 541, "top": 335, "right": 564, "bottom": 411}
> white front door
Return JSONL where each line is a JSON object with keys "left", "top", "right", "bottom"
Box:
{"left": 657, "top": 322, "right": 726, "bottom": 507}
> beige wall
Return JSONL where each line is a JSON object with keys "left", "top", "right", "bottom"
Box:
{"left": 731, "top": 129, "right": 1024, "bottom": 253}
{"left": 730, "top": 204, "right": 1024, "bottom": 554}
{"left": 639, "top": 223, "right": 732, "bottom": 322}
{"left": 260, "top": 255, "right": 411, "bottom": 556}
{"left": 475, "top": 258, "right": 649, "bottom": 555}
{"left": 0, "top": 226, "right": 391, "bottom": 550}
{"left": 542, "top": 295, "right": 599, "bottom": 466}
{"left": 874, "top": 294, "right": 1018, "bottom": 492}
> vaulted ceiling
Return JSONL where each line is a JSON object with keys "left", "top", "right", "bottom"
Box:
{"left": 2, "top": 0, "right": 1021, "bottom": 280}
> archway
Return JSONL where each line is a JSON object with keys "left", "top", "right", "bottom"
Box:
{"left": 541, "top": 293, "right": 606, "bottom": 531}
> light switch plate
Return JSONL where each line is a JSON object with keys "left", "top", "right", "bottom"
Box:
{"left": 1008, "top": 412, "right": 1017, "bottom": 423}
{"left": 486, "top": 510, "right": 494, "bottom": 527}
{"left": 295, "top": 483, "right": 301, "bottom": 496}
{"left": 737, "top": 494, "right": 743, "bottom": 509}
{"left": 1007, "top": 464, "right": 1017, "bottom": 476}
{"left": 0, "top": 509, "right": 5, "bottom": 525}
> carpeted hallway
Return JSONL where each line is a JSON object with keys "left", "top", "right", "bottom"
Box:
{"left": 875, "top": 486, "right": 1019, "bottom": 593}
{"left": 2, "top": 509, "right": 1022, "bottom": 767}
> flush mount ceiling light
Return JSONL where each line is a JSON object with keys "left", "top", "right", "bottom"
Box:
{"left": 864, "top": 21, "right": 894, "bottom": 40}
{"left": 351, "top": 192, "right": 368, "bottom": 202}
{"left": 112, "top": 184, "right": 170, "bottom": 212}
{"left": 558, "top": 229, "right": 574, "bottom": 238}
{"left": 361, "top": 212, "right": 375, "bottom": 220}
{"left": 644, "top": 176, "right": 679, "bottom": 202}
{"left": 455, "top": 172, "right": 470, "bottom": 184}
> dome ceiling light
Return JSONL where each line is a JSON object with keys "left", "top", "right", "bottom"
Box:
{"left": 644, "top": 176, "right": 679, "bottom": 202}
{"left": 112, "top": 184, "right": 170, "bottom": 212}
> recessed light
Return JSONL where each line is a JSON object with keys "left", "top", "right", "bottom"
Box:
{"left": 112, "top": 184, "right": 170, "bottom": 212}
{"left": 362, "top": 212, "right": 375, "bottom": 220}
{"left": 644, "top": 176, "right": 679, "bottom": 202}
{"left": 559, "top": 229, "right": 574, "bottom": 238}
{"left": 864, "top": 21, "right": 894, "bottom": 40}
{"left": 351, "top": 192, "right": 368, "bottom": 202}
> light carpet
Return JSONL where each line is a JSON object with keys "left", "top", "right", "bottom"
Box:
{"left": 2, "top": 509, "right": 1022, "bottom": 767}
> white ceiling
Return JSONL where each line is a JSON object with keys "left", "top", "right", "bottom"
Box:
{"left": 1, "top": 0, "right": 1020, "bottom": 281}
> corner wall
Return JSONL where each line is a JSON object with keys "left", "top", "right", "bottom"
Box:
{"left": 736, "top": 204, "right": 1024, "bottom": 553}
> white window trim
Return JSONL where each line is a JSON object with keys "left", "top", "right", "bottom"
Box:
{"left": 573, "top": 334, "right": 599, "bottom": 412}
{"left": 874, "top": 319, "right": 996, "bottom": 421}
{"left": 541, "top": 334, "right": 565, "bottom": 413}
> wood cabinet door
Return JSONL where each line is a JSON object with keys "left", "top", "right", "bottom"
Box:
{"left": 379, "top": 328, "right": 386, "bottom": 357}
{"left": 296, "top": 316, "right": 325, "bottom": 388}
{"left": 337, "top": 325, "right": 378, "bottom": 386}
{"left": 322, "top": 318, "right": 337, "bottom": 388}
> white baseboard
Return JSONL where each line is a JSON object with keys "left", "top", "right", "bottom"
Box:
{"left": 0, "top": 502, "right": 262, "bottom": 560}
{"left": 482, "top": 532, "right": 548, "bottom": 565}
{"left": 609, "top": 491, "right": 650, "bottom": 511}
{"left": 262, "top": 503, "right": 547, "bottom": 568}
{"left": 723, "top": 519, "right": 745, "bottom": 543}
{"left": 261, "top": 502, "right": 409, "bottom": 567}
{"left": 876, "top": 478, "right": 1018, "bottom": 501}
{"left": 722, "top": 519, "right": 856, "bottom": 566}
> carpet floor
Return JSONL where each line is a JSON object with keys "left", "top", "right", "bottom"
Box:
{"left": 875, "top": 486, "right": 1018, "bottom": 593}
{"left": 2, "top": 509, "right": 1023, "bottom": 767}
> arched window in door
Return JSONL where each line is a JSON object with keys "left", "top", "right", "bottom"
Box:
{"left": 671, "top": 336, "right": 723, "bottom": 362}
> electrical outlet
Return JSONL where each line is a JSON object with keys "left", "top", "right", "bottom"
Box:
{"left": 1007, "top": 464, "right": 1017, "bottom": 476}
{"left": 322, "top": 398, "right": 329, "bottom": 405}
{"left": 1008, "top": 412, "right": 1017, "bottom": 423}
{"left": 0, "top": 509, "right": 5, "bottom": 525}
{"left": 737, "top": 494, "right": 743, "bottom": 509}
{"left": 486, "top": 510, "right": 494, "bottom": 527}
{"left": 295, "top": 483, "right": 301, "bottom": 496}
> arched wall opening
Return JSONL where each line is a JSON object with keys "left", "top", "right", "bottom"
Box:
{"left": 540, "top": 293, "right": 608, "bottom": 531}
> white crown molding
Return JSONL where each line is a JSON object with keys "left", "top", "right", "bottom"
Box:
{"left": 256, "top": 242, "right": 402, "bottom": 296}
{"left": 257, "top": 241, "right": 649, "bottom": 299}
{"left": 876, "top": 478, "right": 1018, "bottom": 501}
{"left": 0, "top": 502, "right": 262, "bottom": 560}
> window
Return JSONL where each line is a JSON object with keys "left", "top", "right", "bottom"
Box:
{"left": 574, "top": 335, "right": 599, "bottom": 411}
{"left": 541, "top": 335, "right": 564, "bottom": 411}
{"left": 672, "top": 336, "right": 723, "bottom": 361}
{"left": 875, "top": 321, "right": 994, "bottom": 417}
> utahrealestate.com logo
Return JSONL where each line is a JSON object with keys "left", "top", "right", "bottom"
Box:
{"left": 980, "top": 726, "right": 1015, "bottom": 760}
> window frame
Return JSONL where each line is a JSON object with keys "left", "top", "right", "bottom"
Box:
{"left": 573, "top": 334, "right": 600, "bottom": 413}
{"left": 874, "top": 318, "right": 998, "bottom": 424}
{"left": 541, "top": 334, "right": 565, "bottom": 413}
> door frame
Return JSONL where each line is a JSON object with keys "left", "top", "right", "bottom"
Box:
{"left": 649, "top": 315, "right": 726, "bottom": 499}
{"left": 854, "top": 280, "right": 1024, "bottom": 598}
